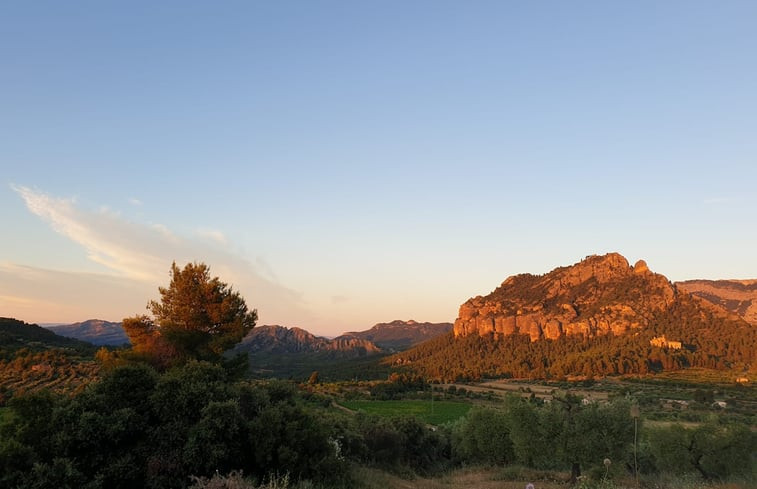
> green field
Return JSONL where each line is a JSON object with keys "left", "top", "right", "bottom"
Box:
{"left": 340, "top": 399, "right": 471, "bottom": 425}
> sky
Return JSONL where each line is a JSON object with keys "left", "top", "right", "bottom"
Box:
{"left": 1, "top": 1, "right": 756, "bottom": 336}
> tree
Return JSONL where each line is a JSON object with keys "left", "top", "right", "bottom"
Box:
{"left": 452, "top": 407, "right": 514, "bottom": 465}
{"left": 124, "top": 262, "right": 257, "bottom": 365}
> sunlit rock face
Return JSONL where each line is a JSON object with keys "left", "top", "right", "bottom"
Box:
{"left": 453, "top": 253, "right": 678, "bottom": 342}
{"left": 676, "top": 279, "right": 757, "bottom": 326}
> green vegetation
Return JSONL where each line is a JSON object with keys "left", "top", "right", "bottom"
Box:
{"left": 0, "top": 318, "right": 102, "bottom": 402}
{"left": 392, "top": 320, "right": 756, "bottom": 382}
{"left": 247, "top": 351, "right": 390, "bottom": 382}
{"left": 123, "top": 262, "right": 257, "bottom": 369}
{"left": 0, "top": 348, "right": 99, "bottom": 402}
{"left": 1, "top": 261, "right": 755, "bottom": 488}
{"left": 1, "top": 362, "right": 755, "bottom": 488}
{"left": 341, "top": 400, "right": 471, "bottom": 425}
{"left": 0, "top": 362, "right": 348, "bottom": 488}
{"left": 0, "top": 317, "right": 95, "bottom": 357}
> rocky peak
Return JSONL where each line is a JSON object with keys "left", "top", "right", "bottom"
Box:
{"left": 454, "top": 253, "right": 677, "bottom": 341}
{"left": 633, "top": 259, "right": 650, "bottom": 274}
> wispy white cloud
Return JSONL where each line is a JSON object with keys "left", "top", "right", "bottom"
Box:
{"left": 8, "top": 186, "right": 310, "bottom": 326}
{"left": 13, "top": 185, "right": 165, "bottom": 281}
{"left": 128, "top": 197, "right": 143, "bottom": 206}
{"left": 196, "top": 228, "right": 228, "bottom": 245}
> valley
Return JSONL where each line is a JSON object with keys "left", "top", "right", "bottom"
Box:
{"left": 1, "top": 253, "right": 755, "bottom": 489}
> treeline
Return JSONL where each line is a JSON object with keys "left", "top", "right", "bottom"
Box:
{"left": 448, "top": 397, "right": 755, "bottom": 482}
{"left": 392, "top": 297, "right": 756, "bottom": 381}
{"left": 0, "top": 318, "right": 95, "bottom": 356}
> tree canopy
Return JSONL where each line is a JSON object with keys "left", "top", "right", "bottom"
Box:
{"left": 123, "top": 262, "right": 257, "bottom": 366}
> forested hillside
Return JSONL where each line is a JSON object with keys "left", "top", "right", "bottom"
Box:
{"left": 393, "top": 255, "right": 756, "bottom": 381}
{"left": 0, "top": 318, "right": 99, "bottom": 401}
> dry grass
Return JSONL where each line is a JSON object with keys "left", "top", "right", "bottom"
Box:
{"left": 353, "top": 467, "right": 567, "bottom": 489}
{"left": 352, "top": 467, "right": 755, "bottom": 489}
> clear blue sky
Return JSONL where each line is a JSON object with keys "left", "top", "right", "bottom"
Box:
{"left": 2, "top": 1, "right": 756, "bottom": 335}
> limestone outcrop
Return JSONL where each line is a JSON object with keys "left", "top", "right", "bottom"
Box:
{"left": 453, "top": 253, "right": 677, "bottom": 341}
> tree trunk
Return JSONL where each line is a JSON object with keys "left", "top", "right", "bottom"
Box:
{"left": 570, "top": 462, "right": 581, "bottom": 483}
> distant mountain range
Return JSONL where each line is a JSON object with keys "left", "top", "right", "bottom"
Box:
{"left": 232, "top": 320, "right": 452, "bottom": 357}
{"left": 232, "top": 325, "right": 382, "bottom": 357}
{"left": 345, "top": 319, "right": 453, "bottom": 351}
{"left": 45, "top": 319, "right": 129, "bottom": 346}
{"left": 40, "top": 317, "right": 452, "bottom": 353}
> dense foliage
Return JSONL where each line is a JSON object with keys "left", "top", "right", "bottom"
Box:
{"left": 2, "top": 364, "right": 754, "bottom": 488}
{"left": 447, "top": 397, "right": 755, "bottom": 483}
{"left": 0, "top": 362, "right": 345, "bottom": 489}
{"left": 123, "top": 262, "right": 257, "bottom": 368}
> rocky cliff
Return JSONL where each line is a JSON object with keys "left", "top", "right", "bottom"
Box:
{"left": 453, "top": 253, "right": 682, "bottom": 341}
{"left": 676, "top": 279, "right": 757, "bottom": 326}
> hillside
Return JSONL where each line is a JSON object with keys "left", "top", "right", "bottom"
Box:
{"left": 392, "top": 254, "right": 757, "bottom": 381}
{"left": 231, "top": 325, "right": 387, "bottom": 381}
{"left": 345, "top": 319, "right": 453, "bottom": 350}
{"left": 677, "top": 279, "right": 757, "bottom": 325}
{"left": 45, "top": 319, "right": 129, "bottom": 346}
{"left": 0, "top": 318, "right": 98, "bottom": 401}
{"left": 0, "top": 317, "right": 96, "bottom": 355}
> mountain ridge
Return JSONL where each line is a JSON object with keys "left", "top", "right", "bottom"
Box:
{"left": 232, "top": 325, "right": 382, "bottom": 357}
{"left": 393, "top": 253, "right": 756, "bottom": 381}
{"left": 676, "top": 279, "right": 757, "bottom": 326}
{"left": 345, "top": 319, "right": 453, "bottom": 350}
{"left": 1, "top": 317, "right": 96, "bottom": 353}
{"left": 45, "top": 319, "right": 129, "bottom": 346}
{"left": 453, "top": 253, "right": 679, "bottom": 341}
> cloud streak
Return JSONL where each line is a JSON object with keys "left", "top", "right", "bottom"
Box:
{"left": 8, "top": 186, "right": 310, "bottom": 326}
